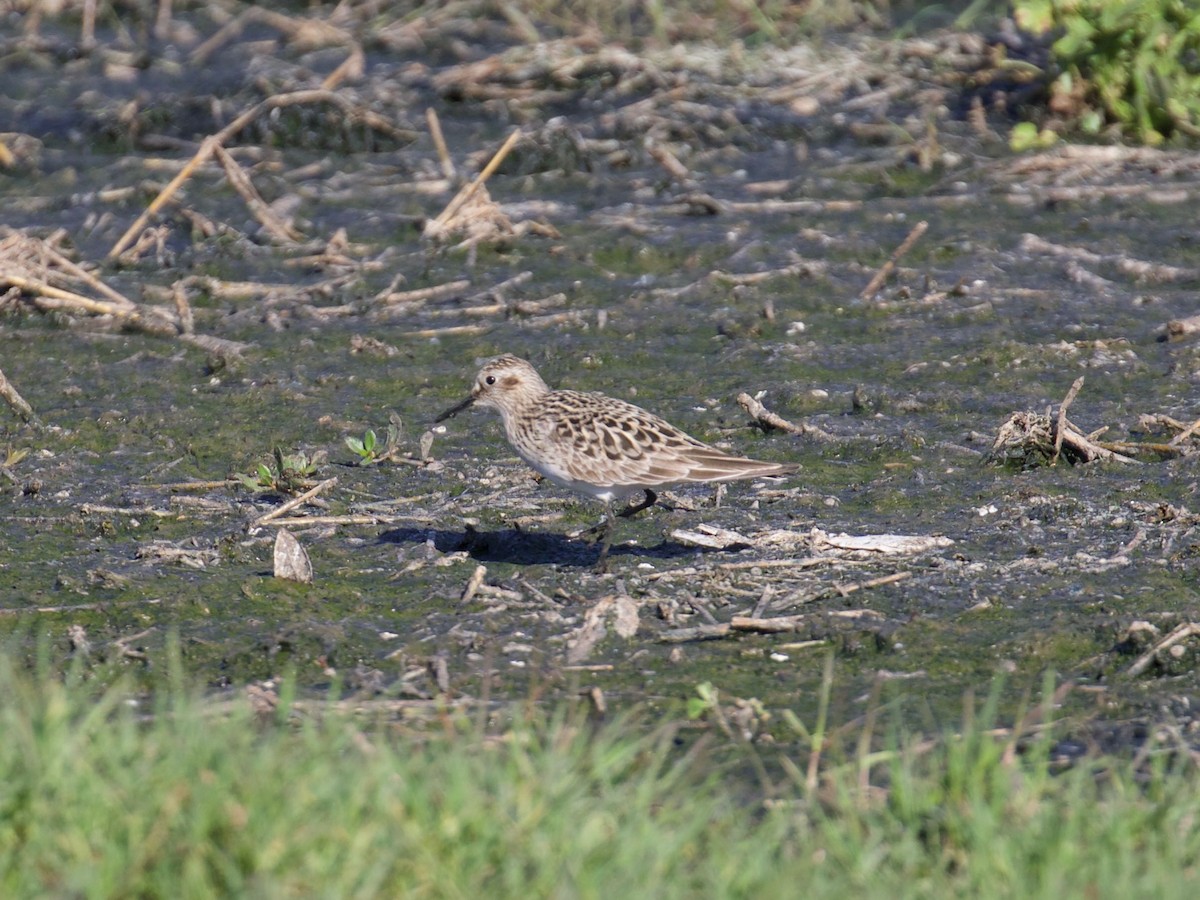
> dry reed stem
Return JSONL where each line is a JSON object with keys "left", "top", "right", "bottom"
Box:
{"left": 1168, "top": 416, "right": 1200, "bottom": 447}
{"left": 1127, "top": 622, "right": 1200, "bottom": 677}
{"left": 426, "top": 108, "right": 457, "bottom": 181}
{"left": 0, "top": 272, "right": 176, "bottom": 335}
{"left": 178, "top": 333, "right": 252, "bottom": 358}
{"left": 110, "top": 90, "right": 415, "bottom": 258}
{"left": 497, "top": 1, "right": 541, "bottom": 43}
{"left": 375, "top": 279, "right": 471, "bottom": 305}
{"left": 0, "top": 598, "right": 164, "bottom": 617}
{"left": 647, "top": 261, "right": 828, "bottom": 305}
{"left": 191, "top": 6, "right": 352, "bottom": 66}
{"left": 460, "top": 565, "right": 487, "bottom": 603}
{"left": 161, "top": 480, "right": 237, "bottom": 491}
{"left": 729, "top": 609, "right": 883, "bottom": 633}
{"left": 212, "top": 143, "right": 304, "bottom": 244}
{"left": 822, "top": 571, "right": 911, "bottom": 598}
{"left": 719, "top": 558, "right": 835, "bottom": 571}
{"left": 264, "top": 514, "right": 403, "bottom": 527}
{"left": 1099, "top": 441, "right": 1187, "bottom": 457}
{"left": 737, "top": 392, "right": 835, "bottom": 441}
{"left": 658, "top": 624, "right": 732, "bottom": 643}
{"left": 81, "top": 0, "right": 96, "bottom": 48}
{"left": 395, "top": 324, "right": 489, "bottom": 339}
{"left": 253, "top": 476, "right": 339, "bottom": 526}
{"left": 0, "top": 366, "right": 36, "bottom": 423}
{"left": 32, "top": 232, "right": 137, "bottom": 308}
{"left": 711, "top": 262, "right": 827, "bottom": 285}
{"left": 153, "top": 0, "right": 173, "bottom": 41}
{"left": 171, "top": 281, "right": 194, "bottom": 335}
{"left": 109, "top": 136, "right": 219, "bottom": 259}
{"left": 322, "top": 43, "right": 365, "bottom": 90}
{"left": 2, "top": 274, "right": 118, "bottom": 315}
{"left": 430, "top": 128, "right": 522, "bottom": 229}
{"left": 1052, "top": 376, "right": 1085, "bottom": 464}
{"left": 1021, "top": 233, "right": 1200, "bottom": 283}
{"left": 143, "top": 277, "right": 299, "bottom": 302}
{"left": 1063, "top": 431, "right": 1139, "bottom": 464}
{"left": 725, "top": 199, "right": 864, "bottom": 215}
{"left": 647, "top": 140, "right": 690, "bottom": 182}
{"left": 860, "top": 220, "right": 928, "bottom": 300}
{"left": 79, "top": 503, "right": 175, "bottom": 518}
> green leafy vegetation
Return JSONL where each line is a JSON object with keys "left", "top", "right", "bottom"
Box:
{"left": 1009, "top": 120, "right": 1060, "bottom": 151}
{"left": 1, "top": 653, "right": 1199, "bottom": 897}
{"left": 345, "top": 428, "right": 378, "bottom": 463}
{"left": 345, "top": 422, "right": 404, "bottom": 466}
{"left": 235, "top": 447, "right": 323, "bottom": 494}
{"left": 1015, "top": 0, "right": 1200, "bottom": 144}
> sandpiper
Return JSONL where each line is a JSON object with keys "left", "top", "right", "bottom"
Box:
{"left": 435, "top": 354, "right": 797, "bottom": 570}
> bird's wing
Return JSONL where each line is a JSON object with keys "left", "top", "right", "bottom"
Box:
{"left": 532, "top": 392, "right": 790, "bottom": 489}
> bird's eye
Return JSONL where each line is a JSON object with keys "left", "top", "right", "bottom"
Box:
{"left": 485, "top": 375, "right": 496, "bottom": 385}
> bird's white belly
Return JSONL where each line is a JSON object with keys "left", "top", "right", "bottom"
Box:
{"left": 516, "top": 448, "right": 642, "bottom": 504}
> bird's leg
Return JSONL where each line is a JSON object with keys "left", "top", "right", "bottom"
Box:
{"left": 574, "top": 489, "right": 657, "bottom": 541}
{"left": 573, "top": 494, "right": 652, "bottom": 542}
{"left": 593, "top": 501, "right": 615, "bottom": 573}
{"left": 571, "top": 515, "right": 606, "bottom": 541}
{"left": 618, "top": 489, "right": 658, "bottom": 519}
{"left": 574, "top": 490, "right": 656, "bottom": 572}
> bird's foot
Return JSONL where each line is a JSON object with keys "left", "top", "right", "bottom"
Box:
{"left": 617, "top": 489, "right": 658, "bottom": 519}
{"left": 592, "top": 523, "right": 615, "bottom": 573}
{"left": 569, "top": 519, "right": 607, "bottom": 542}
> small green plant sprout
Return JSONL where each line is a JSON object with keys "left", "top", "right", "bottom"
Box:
{"left": 345, "top": 428, "right": 378, "bottom": 464}
{"left": 236, "top": 447, "right": 324, "bottom": 494}
{"left": 346, "top": 415, "right": 407, "bottom": 466}
{"left": 686, "top": 682, "right": 771, "bottom": 741}
{"left": 687, "top": 682, "right": 721, "bottom": 720}
{"left": 1009, "top": 121, "right": 1059, "bottom": 152}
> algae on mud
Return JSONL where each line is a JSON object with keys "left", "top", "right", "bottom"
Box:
{"left": 1, "top": 3, "right": 1200, "bottom": 751}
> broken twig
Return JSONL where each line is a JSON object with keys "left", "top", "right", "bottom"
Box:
{"left": 736, "top": 392, "right": 834, "bottom": 441}
{"left": 860, "top": 220, "right": 928, "bottom": 299}
{"left": 0, "top": 366, "right": 36, "bottom": 424}
{"left": 253, "top": 477, "right": 339, "bottom": 526}
{"left": 1052, "top": 376, "right": 1085, "bottom": 464}
{"left": 1127, "top": 622, "right": 1200, "bottom": 677}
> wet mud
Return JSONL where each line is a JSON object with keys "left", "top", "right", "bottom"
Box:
{"left": 2, "top": 5, "right": 1200, "bottom": 749}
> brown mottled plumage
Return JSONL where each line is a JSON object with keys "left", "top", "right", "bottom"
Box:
{"left": 436, "top": 354, "right": 796, "bottom": 570}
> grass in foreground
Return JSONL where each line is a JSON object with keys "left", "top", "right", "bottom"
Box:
{"left": 0, "top": 654, "right": 1198, "bottom": 898}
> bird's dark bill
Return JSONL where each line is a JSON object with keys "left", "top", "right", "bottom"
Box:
{"left": 434, "top": 396, "right": 474, "bottom": 423}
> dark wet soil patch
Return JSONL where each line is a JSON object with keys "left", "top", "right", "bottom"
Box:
{"left": 3, "top": 4, "right": 1200, "bottom": 752}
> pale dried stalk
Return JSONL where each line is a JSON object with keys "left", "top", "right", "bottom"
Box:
{"left": 1127, "top": 623, "right": 1200, "bottom": 677}
{"left": 212, "top": 143, "right": 304, "bottom": 244}
{"left": 426, "top": 108, "right": 456, "bottom": 181}
{"left": 1052, "top": 376, "right": 1085, "bottom": 464}
{"left": 110, "top": 90, "right": 414, "bottom": 258}
{"left": 253, "top": 477, "right": 339, "bottom": 526}
{"left": 431, "top": 128, "right": 521, "bottom": 228}
{"left": 0, "top": 366, "right": 36, "bottom": 423}
{"left": 861, "top": 220, "right": 928, "bottom": 299}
